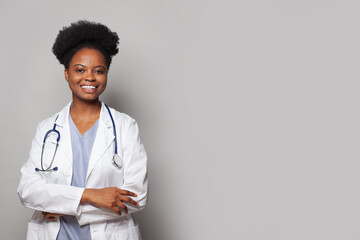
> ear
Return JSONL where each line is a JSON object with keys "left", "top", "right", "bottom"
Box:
{"left": 64, "top": 68, "right": 69, "bottom": 82}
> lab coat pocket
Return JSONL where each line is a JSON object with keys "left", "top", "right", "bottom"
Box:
{"left": 107, "top": 224, "right": 141, "bottom": 240}
{"left": 27, "top": 221, "right": 55, "bottom": 240}
{"left": 26, "top": 221, "right": 40, "bottom": 240}
{"left": 38, "top": 171, "right": 66, "bottom": 184}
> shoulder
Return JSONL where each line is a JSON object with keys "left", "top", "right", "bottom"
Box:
{"left": 106, "top": 106, "right": 141, "bottom": 138}
{"left": 38, "top": 113, "right": 59, "bottom": 128}
{"left": 107, "top": 106, "right": 138, "bottom": 126}
{"left": 31, "top": 110, "right": 62, "bottom": 142}
{"left": 36, "top": 104, "right": 66, "bottom": 134}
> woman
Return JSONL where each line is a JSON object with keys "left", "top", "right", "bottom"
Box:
{"left": 17, "top": 20, "right": 148, "bottom": 240}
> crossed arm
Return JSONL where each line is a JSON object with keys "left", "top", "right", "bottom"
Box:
{"left": 19, "top": 116, "right": 148, "bottom": 224}
{"left": 43, "top": 187, "right": 139, "bottom": 221}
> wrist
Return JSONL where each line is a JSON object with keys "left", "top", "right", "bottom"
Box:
{"left": 80, "top": 189, "right": 92, "bottom": 204}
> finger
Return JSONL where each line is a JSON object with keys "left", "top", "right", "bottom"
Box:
{"left": 120, "top": 196, "right": 139, "bottom": 207}
{"left": 45, "top": 213, "right": 57, "bottom": 217}
{"left": 111, "top": 206, "right": 121, "bottom": 215}
{"left": 117, "top": 189, "right": 137, "bottom": 197}
{"left": 51, "top": 213, "right": 63, "bottom": 217}
{"left": 44, "top": 213, "right": 53, "bottom": 218}
{"left": 116, "top": 201, "right": 128, "bottom": 214}
{"left": 44, "top": 214, "right": 55, "bottom": 221}
{"left": 44, "top": 213, "right": 63, "bottom": 219}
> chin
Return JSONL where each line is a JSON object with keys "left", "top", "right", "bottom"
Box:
{"left": 73, "top": 94, "right": 100, "bottom": 102}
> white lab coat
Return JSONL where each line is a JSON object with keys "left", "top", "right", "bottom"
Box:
{"left": 17, "top": 102, "right": 148, "bottom": 240}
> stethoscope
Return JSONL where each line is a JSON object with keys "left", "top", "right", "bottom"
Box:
{"left": 35, "top": 104, "right": 122, "bottom": 172}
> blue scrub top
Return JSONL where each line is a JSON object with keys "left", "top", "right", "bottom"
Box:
{"left": 56, "top": 115, "right": 99, "bottom": 240}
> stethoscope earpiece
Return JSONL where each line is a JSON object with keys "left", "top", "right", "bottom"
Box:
{"left": 35, "top": 166, "right": 58, "bottom": 172}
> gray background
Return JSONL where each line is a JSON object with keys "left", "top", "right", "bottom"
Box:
{"left": 1, "top": 0, "right": 360, "bottom": 239}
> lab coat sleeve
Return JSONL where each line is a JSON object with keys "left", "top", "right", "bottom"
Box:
{"left": 17, "top": 122, "right": 84, "bottom": 216}
{"left": 77, "top": 116, "right": 148, "bottom": 226}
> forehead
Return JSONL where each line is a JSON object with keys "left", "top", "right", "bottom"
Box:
{"left": 70, "top": 47, "right": 106, "bottom": 66}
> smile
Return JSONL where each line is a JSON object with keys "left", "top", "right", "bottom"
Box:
{"left": 81, "top": 85, "right": 97, "bottom": 89}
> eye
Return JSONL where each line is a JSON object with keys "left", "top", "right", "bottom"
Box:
{"left": 75, "top": 68, "right": 85, "bottom": 73}
{"left": 95, "top": 69, "right": 105, "bottom": 74}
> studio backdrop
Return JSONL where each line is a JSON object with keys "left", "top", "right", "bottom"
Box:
{"left": 1, "top": 0, "right": 360, "bottom": 239}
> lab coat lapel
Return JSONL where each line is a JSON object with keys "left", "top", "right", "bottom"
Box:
{"left": 86, "top": 103, "right": 114, "bottom": 180}
{"left": 54, "top": 102, "right": 73, "bottom": 168}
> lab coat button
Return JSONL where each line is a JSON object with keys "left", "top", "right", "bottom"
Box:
{"left": 64, "top": 171, "right": 70, "bottom": 177}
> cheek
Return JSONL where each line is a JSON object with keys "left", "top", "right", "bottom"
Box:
{"left": 99, "top": 82, "right": 107, "bottom": 93}
{"left": 67, "top": 77, "right": 81, "bottom": 92}
{"left": 99, "top": 76, "right": 108, "bottom": 86}
{"left": 68, "top": 74, "right": 81, "bottom": 84}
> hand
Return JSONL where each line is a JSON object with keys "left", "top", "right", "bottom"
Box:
{"left": 81, "top": 187, "right": 139, "bottom": 215}
{"left": 42, "top": 212, "right": 64, "bottom": 221}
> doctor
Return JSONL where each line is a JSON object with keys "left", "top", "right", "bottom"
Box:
{"left": 17, "top": 20, "right": 148, "bottom": 240}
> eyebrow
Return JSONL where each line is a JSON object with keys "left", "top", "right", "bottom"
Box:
{"left": 73, "top": 64, "right": 107, "bottom": 69}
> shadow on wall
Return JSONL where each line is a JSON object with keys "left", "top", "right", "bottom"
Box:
{"left": 103, "top": 90, "right": 169, "bottom": 240}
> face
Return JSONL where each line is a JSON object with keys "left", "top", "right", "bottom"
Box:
{"left": 65, "top": 47, "right": 108, "bottom": 103}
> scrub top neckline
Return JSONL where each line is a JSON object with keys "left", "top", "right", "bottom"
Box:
{"left": 69, "top": 114, "right": 99, "bottom": 138}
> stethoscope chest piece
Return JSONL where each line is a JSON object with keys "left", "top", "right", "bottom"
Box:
{"left": 112, "top": 154, "right": 123, "bottom": 168}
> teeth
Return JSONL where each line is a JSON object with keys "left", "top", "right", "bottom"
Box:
{"left": 81, "top": 86, "right": 96, "bottom": 89}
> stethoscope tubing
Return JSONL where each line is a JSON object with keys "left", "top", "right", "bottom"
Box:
{"left": 36, "top": 116, "right": 60, "bottom": 172}
{"left": 36, "top": 140, "right": 59, "bottom": 172}
{"left": 104, "top": 104, "right": 118, "bottom": 154}
{"left": 35, "top": 104, "right": 120, "bottom": 172}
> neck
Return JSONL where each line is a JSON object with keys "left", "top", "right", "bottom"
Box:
{"left": 70, "top": 98, "right": 101, "bottom": 119}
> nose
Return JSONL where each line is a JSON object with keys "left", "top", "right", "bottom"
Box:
{"left": 84, "top": 70, "right": 95, "bottom": 81}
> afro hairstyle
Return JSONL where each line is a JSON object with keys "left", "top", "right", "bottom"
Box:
{"left": 52, "top": 20, "right": 119, "bottom": 69}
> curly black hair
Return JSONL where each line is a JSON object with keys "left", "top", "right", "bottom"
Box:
{"left": 52, "top": 20, "right": 119, "bottom": 69}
